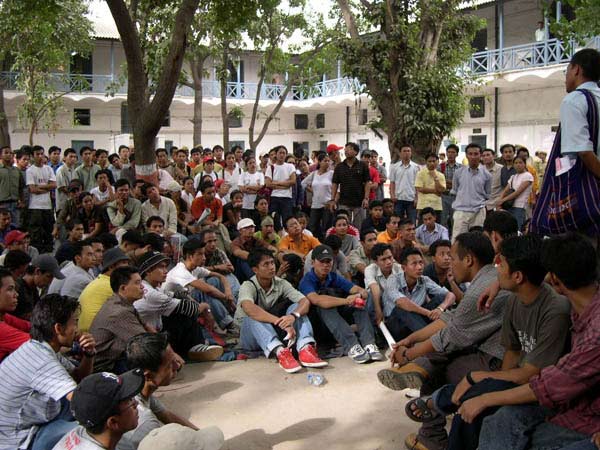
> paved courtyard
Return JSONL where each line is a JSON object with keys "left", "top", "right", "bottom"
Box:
{"left": 155, "top": 356, "right": 419, "bottom": 450}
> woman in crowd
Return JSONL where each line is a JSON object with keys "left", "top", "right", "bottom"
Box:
{"left": 222, "top": 151, "right": 241, "bottom": 195}
{"left": 333, "top": 215, "right": 360, "bottom": 255}
{"left": 77, "top": 191, "right": 105, "bottom": 238}
{"left": 302, "top": 152, "right": 333, "bottom": 240}
{"left": 239, "top": 158, "right": 264, "bottom": 218}
{"left": 496, "top": 155, "right": 534, "bottom": 230}
{"left": 223, "top": 190, "right": 243, "bottom": 239}
{"left": 181, "top": 176, "right": 195, "bottom": 209}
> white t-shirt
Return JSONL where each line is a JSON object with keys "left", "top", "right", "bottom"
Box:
{"left": 53, "top": 426, "right": 106, "bottom": 450}
{"left": 90, "top": 185, "right": 114, "bottom": 203}
{"left": 266, "top": 163, "right": 295, "bottom": 198}
{"left": 223, "top": 167, "right": 242, "bottom": 192}
{"left": 304, "top": 170, "right": 333, "bottom": 208}
{"left": 26, "top": 164, "right": 56, "bottom": 210}
{"left": 164, "top": 261, "right": 210, "bottom": 293}
{"left": 134, "top": 281, "right": 181, "bottom": 331}
{"left": 507, "top": 171, "right": 534, "bottom": 208}
{"left": 239, "top": 171, "right": 265, "bottom": 209}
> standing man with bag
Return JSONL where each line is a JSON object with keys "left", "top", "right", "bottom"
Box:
{"left": 531, "top": 49, "right": 600, "bottom": 242}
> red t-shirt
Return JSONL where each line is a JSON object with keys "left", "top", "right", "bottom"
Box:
{"left": 0, "top": 314, "right": 30, "bottom": 361}
{"left": 368, "top": 166, "right": 381, "bottom": 200}
{"left": 190, "top": 196, "right": 223, "bottom": 222}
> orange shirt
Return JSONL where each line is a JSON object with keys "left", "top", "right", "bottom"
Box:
{"left": 278, "top": 233, "right": 321, "bottom": 257}
{"left": 191, "top": 196, "right": 223, "bottom": 221}
{"left": 377, "top": 229, "right": 401, "bottom": 244}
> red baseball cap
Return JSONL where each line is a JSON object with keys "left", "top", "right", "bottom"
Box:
{"left": 203, "top": 156, "right": 215, "bottom": 164}
{"left": 5, "top": 230, "right": 28, "bottom": 246}
{"left": 326, "top": 144, "right": 343, "bottom": 154}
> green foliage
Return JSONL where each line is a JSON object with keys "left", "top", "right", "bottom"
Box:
{"left": 336, "top": 0, "right": 483, "bottom": 158}
{"left": 544, "top": 0, "right": 600, "bottom": 44}
{"left": 0, "top": 0, "right": 93, "bottom": 142}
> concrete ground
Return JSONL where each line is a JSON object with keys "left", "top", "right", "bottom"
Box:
{"left": 154, "top": 356, "right": 421, "bottom": 450}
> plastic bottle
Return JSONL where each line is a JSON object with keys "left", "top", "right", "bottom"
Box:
{"left": 307, "top": 373, "right": 325, "bottom": 386}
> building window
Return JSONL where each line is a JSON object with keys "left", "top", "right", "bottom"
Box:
{"left": 319, "top": 140, "right": 328, "bottom": 152}
{"left": 73, "top": 108, "right": 91, "bottom": 126}
{"left": 71, "top": 140, "right": 94, "bottom": 154}
{"left": 316, "top": 113, "right": 325, "bottom": 129}
{"left": 294, "top": 114, "right": 308, "bottom": 130}
{"left": 293, "top": 141, "right": 309, "bottom": 158}
{"left": 358, "top": 139, "right": 369, "bottom": 152}
{"left": 121, "top": 103, "right": 131, "bottom": 134}
{"left": 469, "top": 135, "right": 487, "bottom": 149}
{"left": 229, "top": 140, "right": 245, "bottom": 151}
{"left": 359, "top": 109, "right": 368, "bottom": 125}
{"left": 228, "top": 111, "right": 242, "bottom": 128}
{"left": 163, "top": 110, "right": 170, "bottom": 127}
{"left": 469, "top": 96, "right": 485, "bottom": 118}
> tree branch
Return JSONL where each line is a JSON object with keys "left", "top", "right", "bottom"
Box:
{"left": 337, "top": 0, "right": 360, "bottom": 39}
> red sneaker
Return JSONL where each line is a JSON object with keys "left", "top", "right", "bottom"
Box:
{"left": 277, "top": 348, "right": 302, "bottom": 373}
{"left": 298, "top": 344, "right": 328, "bottom": 368}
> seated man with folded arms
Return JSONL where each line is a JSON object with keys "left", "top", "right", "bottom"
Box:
{"left": 299, "top": 245, "right": 384, "bottom": 364}
{"left": 469, "top": 233, "right": 600, "bottom": 450}
{"left": 423, "top": 239, "right": 464, "bottom": 302}
{"left": 117, "top": 333, "right": 209, "bottom": 449}
{"left": 381, "top": 247, "right": 455, "bottom": 341}
{"left": 278, "top": 216, "right": 321, "bottom": 260}
{"left": 364, "top": 243, "right": 403, "bottom": 326}
{"left": 404, "top": 235, "right": 571, "bottom": 450}
{"left": 52, "top": 369, "right": 144, "bottom": 450}
{"left": 235, "top": 248, "right": 327, "bottom": 374}
{"left": 348, "top": 228, "right": 378, "bottom": 286}
{"left": 377, "top": 232, "right": 510, "bottom": 450}
{"left": 135, "top": 251, "right": 223, "bottom": 363}
{"left": 165, "top": 238, "right": 235, "bottom": 334}
{"left": 0, "top": 295, "right": 96, "bottom": 450}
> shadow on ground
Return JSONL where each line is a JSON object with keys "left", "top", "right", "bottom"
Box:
{"left": 223, "top": 418, "right": 336, "bottom": 450}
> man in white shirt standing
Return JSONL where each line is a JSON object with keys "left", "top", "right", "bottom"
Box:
{"left": 26, "top": 145, "right": 57, "bottom": 253}
{"left": 389, "top": 145, "right": 420, "bottom": 225}
{"left": 55, "top": 148, "right": 78, "bottom": 216}
{"left": 265, "top": 145, "right": 296, "bottom": 224}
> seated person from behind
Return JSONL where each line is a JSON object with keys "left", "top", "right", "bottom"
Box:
{"left": 382, "top": 247, "right": 456, "bottom": 340}
{"left": 304, "top": 234, "right": 351, "bottom": 280}
{"left": 299, "top": 245, "right": 384, "bottom": 363}
{"left": 415, "top": 208, "right": 449, "bottom": 249}
{"left": 235, "top": 248, "right": 327, "bottom": 373}
{"left": 423, "top": 239, "right": 464, "bottom": 302}
{"left": 361, "top": 200, "right": 388, "bottom": 232}
{"left": 52, "top": 368, "right": 144, "bottom": 450}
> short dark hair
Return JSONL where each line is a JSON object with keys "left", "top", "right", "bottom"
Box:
{"left": 197, "top": 228, "right": 217, "bottom": 243}
{"left": 482, "top": 148, "right": 496, "bottom": 156}
{"left": 122, "top": 230, "right": 144, "bottom": 246}
{"left": 141, "top": 183, "right": 158, "bottom": 197}
{"left": 360, "top": 228, "right": 377, "bottom": 242}
{"left": 284, "top": 215, "right": 299, "bottom": 229}
{"left": 3, "top": 249, "right": 31, "bottom": 270}
{"left": 155, "top": 148, "right": 168, "bottom": 157}
{"left": 369, "top": 200, "right": 383, "bottom": 210}
{"left": 143, "top": 233, "right": 165, "bottom": 253}
{"left": 199, "top": 181, "right": 214, "bottom": 193}
{"left": 540, "top": 232, "right": 597, "bottom": 290}
{"left": 465, "top": 143, "right": 482, "bottom": 153}
{"left": 95, "top": 149, "right": 108, "bottom": 157}
{"left": 32, "top": 145, "right": 44, "bottom": 154}
{"left": 446, "top": 144, "right": 459, "bottom": 153}
{"left": 371, "top": 243, "right": 392, "bottom": 260}
{"left": 108, "top": 153, "right": 119, "bottom": 164}
{"left": 48, "top": 146, "right": 61, "bottom": 155}
{"left": 145, "top": 215, "right": 164, "bottom": 228}
{"left": 79, "top": 146, "right": 93, "bottom": 156}
{"left": 399, "top": 247, "right": 423, "bottom": 264}
{"left": 126, "top": 332, "right": 169, "bottom": 372}
{"left": 483, "top": 210, "right": 519, "bottom": 238}
{"left": 429, "top": 239, "right": 451, "bottom": 257}
{"left": 248, "top": 248, "right": 275, "bottom": 268}
{"left": 115, "top": 178, "right": 131, "bottom": 189}
{"left": 398, "top": 218, "right": 413, "bottom": 228}
{"left": 323, "top": 234, "right": 342, "bottom": 252}
{"left": 454, "top": 232, "right": 495, "bottom": 266}
{"left": 382, "top": 198, "right": 394, "bottom": 206}
{"left": 64, "top": 148, "right": 77, "bottom": 157}
{"left": 345, "top": 142, "right": 360, "bottom": 153}
{"left": 420, "top": 207, "right": 436, "bottom": 219}
{"left": 499, "top": 235, "right": 547, "bottom": 286}
{"left": 0, "top": 208, "right": 10, "bottom": 217}
{"left": 425, "top": 153, "right": 439, "bottom": 161}
{"left": 72, "top": 240, "right": 92, "bottom": 261}
{"left": 30, "top": 294, "right": 79, "bottom": 342}
{"left": 182, "top": 238, "right": 205, "bottom": 259}
{"left": 97, "top": 232, "right": 118, "bottom": 250}
{"left": 500, "top": 143, "right": 515, "bottom": 154}
{"left": 0, "top": 268, "right": 13, "bottom": 290}
{"left": 94, "top": 169, "right": 111, "bottom": 180}
{"left": 110, "top": 266, "right": 139, "bottom": 293}
{"left": 570, "top": 48, "right": 600, "bottom": 82}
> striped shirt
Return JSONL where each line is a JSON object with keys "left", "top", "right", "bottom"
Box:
{"left": 0, "top": 340, "right": 76, "bottom": 449}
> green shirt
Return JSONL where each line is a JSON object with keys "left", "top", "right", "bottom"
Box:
{"left": 254, "top": 231, "right": 281, "bottom": 246}
{"left": 0, "top": 164, "right": 23, "bottom": 202}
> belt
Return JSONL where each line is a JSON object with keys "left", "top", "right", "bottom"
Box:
{"left": 0, "top": 200, "right": 16, "bottom": 204}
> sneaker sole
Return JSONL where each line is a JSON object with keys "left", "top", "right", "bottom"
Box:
{"left": 188, "top": 347, "right": 224, "bottom": 362}
{"left": 279, "top": 363, "right": 303, "bottom": 373}
{"left": 369, "top": 353, "right": 386, "bottom": 362}
{"left": 351, "top": 355, "right": 370, "bottom": 364}
{"left": 300, "top": 361, "right": 329, "bottom": 368}
{"left": 377, "top": 369, "right": 423, "bottom": 391}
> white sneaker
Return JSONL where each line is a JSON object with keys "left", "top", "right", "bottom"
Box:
{"left": 188, "top": 344, "right": 223, "bottom": 362}
{"left": 348, "top": 344, "right": 370, "bottom": 364}
{"left": 405, "top": 388, "right": 421, "bottom": 399}
{"left": 365, "top": 344, "right": 385, "bottom": 361}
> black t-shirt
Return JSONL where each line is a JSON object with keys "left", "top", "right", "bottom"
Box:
{"left": 361, "top": 215, "right": 388, "bottom": 232}
{"left": 332, "top": 159, "right": 371, "bottom": 207}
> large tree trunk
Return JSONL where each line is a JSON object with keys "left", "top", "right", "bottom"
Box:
{"left": 220, "top": 48, "right": 229, "bottom": 152}
{"left": 0, "top": 84, "right": 10, "bottom": 148}
{"left": 106, "top": 0, "right": 200, "bottom": 184}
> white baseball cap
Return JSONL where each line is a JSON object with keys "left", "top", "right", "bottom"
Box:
{"left": 237, "top": 218, "right": 256, "bottom": 231}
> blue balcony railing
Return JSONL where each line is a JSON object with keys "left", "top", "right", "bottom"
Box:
{"left": 0, "top": 71, "right": 364, "bottom": 101}
{"left": 469, "top": 36, "right": 600, "bottom": 75}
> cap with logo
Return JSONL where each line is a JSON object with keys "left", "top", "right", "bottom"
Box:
{"left": 71, "top": 369, "right": 145, "bottom": 429}
{"left": 312, "top": 244, "right": 334, "bottom": 261}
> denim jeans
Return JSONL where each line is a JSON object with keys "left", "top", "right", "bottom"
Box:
{"left": 193, "top": 281, "right": 233, "bottom": 329}
{"left": 385, "top": 296, "right": 443, "bottom": 341}
{"left": 509, "top": 206, "right": 526, "bottom": 231}
{"left": 234, "top": 257, "right": 254, "bottom": 283}
{"left": 240, "top": 303, "right": 316, "bottom": 357}
{"left": 560, "top": 440, "right": 598, "bottom": 450}
{"left": 430, "top": 379, "right": 519, "bottom": 450}
{"left": 269, "top": 196, "right": 293, "bottom": 223}
{"left": 394, "top": 200, "right": 416, "bottom": 224}
{"left": 316, "top": 305, "right": 375, "bottom": 354}
{"left": 479, "top": 404, "right": 590, "bottom": 450}
{"left": 30, "top": 397, "right": 77, "bottom": 450}
{"left": 206, "top": 274, "right": 241, "bottom": 301}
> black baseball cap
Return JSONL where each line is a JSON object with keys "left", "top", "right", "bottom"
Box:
{"left": 71, "top": 368, "right": 144, "bottom": 429}
{"left": 312, "top": 245, "right": 334, "bottom": 261}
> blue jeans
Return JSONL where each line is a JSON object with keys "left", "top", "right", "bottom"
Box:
{"left": 234, "top": 257, "right": 254, "bottom": 283}
{"left": 430, "top": 379, "right": 519, "bottom": 450}
{"left": 30, "top": 397, "right": 76, "bottom": 450}
{"left": 509, "top": 206, "right": 526, "bottom": 231}
{"left": 316, "top": 305, "right": 375, "bottom": 354}
{"left": 560, "top": 440, "right": 598, "bottom": 450}
{"left": 240, "top": 304, "right": 316, "bottom": 357}
{"left": 385, "top": 295, "right": 443, "bottom": 341}
{"left": 395, "top": 200, "right": 417, "bottom": 224}
{"left": 193, "top": 281, "right": 233, "bottom": 329}
{"left": 479, "top": 404, "right": 590, "bottom": 450}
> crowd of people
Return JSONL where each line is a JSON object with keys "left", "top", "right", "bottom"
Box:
{"left": 0, "top": 48, "right": 598, "bottom": 450}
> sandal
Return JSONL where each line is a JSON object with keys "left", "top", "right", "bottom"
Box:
{"left": 405, "top": 396, "right": 437, "bottom": 423}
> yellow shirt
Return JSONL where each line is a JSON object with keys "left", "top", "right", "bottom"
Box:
{"left": 377, "top": 229, "right": 401, "bottom": 244}
{"left": 78, "top": 274, "right": 113, "bottom": 332}
{"left": 414, "top": 169, "right": 445, "bottom": 210}
{"left": 278, "top": 234, "right": 321, "bottom": 257}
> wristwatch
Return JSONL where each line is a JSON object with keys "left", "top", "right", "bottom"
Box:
{"left": 291, "top": 312, "right": 301, "bottom": 319}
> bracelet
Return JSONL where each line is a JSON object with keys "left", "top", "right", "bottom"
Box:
{"left": 292, "top": 312, "right": 301, "bottom": 319}
{"left": 437, "top": 306, "right": 445, "bottom": 312}
{"left": 466, "top": 371, "right": 476, "bottom": 385}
